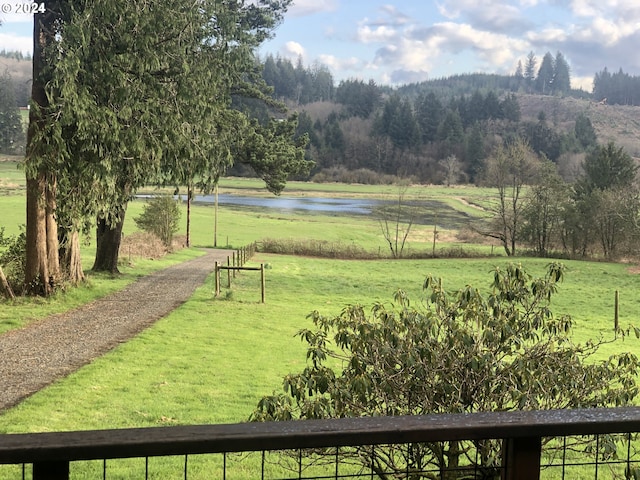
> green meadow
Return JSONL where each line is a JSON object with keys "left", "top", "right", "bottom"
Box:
{"left": 1, "top": 159, "right": 639, "bottom": 478}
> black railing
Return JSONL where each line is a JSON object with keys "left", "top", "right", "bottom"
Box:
{"left": 0, "top": 407, "right": 639, "bottom": 479}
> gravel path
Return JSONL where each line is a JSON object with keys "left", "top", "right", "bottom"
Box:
{"left": 0, "top": 249, "right": 232, "bottom": 412}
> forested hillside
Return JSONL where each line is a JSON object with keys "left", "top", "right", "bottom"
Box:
{"left": 258, "top": 52, "right": 640, "bottom": 185}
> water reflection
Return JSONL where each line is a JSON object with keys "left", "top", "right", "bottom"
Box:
{"left": 193, "top": 194, "right": 381, "bottom": 215}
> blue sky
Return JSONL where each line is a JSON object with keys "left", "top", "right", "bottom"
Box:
{"left": 2, "top": 1, "right": 640, "bottom": 91}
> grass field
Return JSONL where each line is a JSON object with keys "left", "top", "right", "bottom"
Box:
{"left": 1, "top": 253, "right": 638, "bottom": 478}
{"left": 1, "top": 163, "right": 639, "bottom": 478}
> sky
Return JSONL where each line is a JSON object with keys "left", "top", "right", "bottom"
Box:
{"left": 2, "top": 1, "right": 640, "bottom": 91}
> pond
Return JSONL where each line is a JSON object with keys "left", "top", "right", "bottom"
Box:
{"left": 193, "top": 194, "right": 382, "bottom": 215}
{"left": 188, "top": 194, "right": 474, "bottom": 229}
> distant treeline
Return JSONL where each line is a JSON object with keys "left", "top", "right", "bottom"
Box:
{"left": 0, "top": 50, "right": 31, "bottom": 61}
{"left": 593, "top": 68, "right": 640, "bottom": 106}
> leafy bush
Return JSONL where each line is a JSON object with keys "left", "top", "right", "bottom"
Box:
{"left": 0, "top": 226, "right": 26, "bottom": 292}
{"left": 252, "top": 263, "right": 639, "bottom": 476}
{"left": 134, "top": 195, "right": 181, "bottom": 247}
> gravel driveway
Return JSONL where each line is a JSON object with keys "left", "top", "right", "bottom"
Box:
{"left": 0, "top": 249, "right": 232, "bottom": 412}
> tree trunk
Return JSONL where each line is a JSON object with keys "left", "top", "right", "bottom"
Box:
{"left": 45, "top": 176, "right": 61, "bottom": 281}
{"left": 92, "top": 206, "right": 127, "bottom": 273}
{"left": 25, "top": 175, "right": 52, "bottom": 295}
{"left": 24, "top": 6, "right": 58, "bottom": 296}
{"left": 60, "top": 229, "right": 85, "bottom": 285}
{"left": 186, "top": 185, "right": 191, "bottom": 248}
{"left": 0, "top": 266, "right": 15, "bottom": 300}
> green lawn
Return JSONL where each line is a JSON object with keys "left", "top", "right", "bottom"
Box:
{"left": 1, "top": 253, "right": 638, "bottom": 478}
{"left": 1, "top": 254, "right": 637, "bottom": 433}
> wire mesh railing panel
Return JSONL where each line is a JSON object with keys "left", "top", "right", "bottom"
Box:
{"left": 1, "top": 409, "right": 640, "bottom": 480}
{"left": 540, "top": 433, "right": 640, "bottom": 480}
{"left": 0, "top": 435, "right": 639, "bottom": 480}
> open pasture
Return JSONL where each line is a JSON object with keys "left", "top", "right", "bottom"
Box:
{"left": 0, "top": 253, "right": 638, "bottom": 433}
{"left": 0, "top": 253, "right": 638, "bottom": 478}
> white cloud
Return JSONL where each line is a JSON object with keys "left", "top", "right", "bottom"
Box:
{"left": 436, "top": 0, "right": 533, "bottom": 33}
{"left": 317, "top": 54, "right": 362, "bottom": 72}
{"left": 356, "top": 24, "right": 396, "bottom": 44}
{"left": 570, "top": 0, "right": 640, "bottom": 19}
{"left": 527, "top": 27, "right": 568, "bottom": 43}
{"left": 288, "top": 0, "right": 338, "bottom": 18}
{"left": 572, "top": 75, "right": 593, "bottom": 91}
{"left": 0, "top": 32, "right": 32, "bottom": 55}
{"left": 281, "top": 41, "right": 306, "bottom": 60}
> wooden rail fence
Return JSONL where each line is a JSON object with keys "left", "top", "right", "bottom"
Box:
{"left": 214, "top": 242, "right": 265, "bottom": 302}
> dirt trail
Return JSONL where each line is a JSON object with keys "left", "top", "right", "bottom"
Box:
{"left": 0, "top": 249, "right": 232, "bottom": 411}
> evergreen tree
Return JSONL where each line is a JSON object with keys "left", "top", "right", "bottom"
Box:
{"left": 483, "top": 91, "right": 503, "bottom": 119}
{"left": 415, "top": 92, "right": 443, "bottom": 143}
{"left": 574, "top": 113, "right": 597, "bottom": 150}
{"left": 336, "top": 79, "right": 380, "bottom": 118}
{"left": 500, "top": 93, "right": 521, "bottom": 122}
{"left": 25, "top": 0, "right": 296, "bottom": 290}
{"left": 437, "top": 109, "right": 464, "bottom": 145}
{"left": 580, "top": 142, "right": 637, "bottom": 192}
{"left": 552, "top": 52, "right": 571, "bottom": 94}
{"left": 388, "top": 98, "right": 420, "bottom": 150}
{"left": 515, "top": 60, "right": 524, "bottom": 80}
{"left": 524, "top": 51, "right": 537, "bottom": 92}
{"left": 593, "top": 67, "right": 611, "bottom": 102}
{"left": 466, "top": 123, "right": 485, "bottom": 182}
{"left": 535, "top": 52, "right": 555, "bottom": 94}
{"left": 466, "top": 90, "right": 486, "bottom": 124}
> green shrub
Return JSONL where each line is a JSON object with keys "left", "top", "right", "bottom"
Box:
{"left": 134, "top": 195, "right": 181, "bottom": 247}
{"left": 0, "top": 225, "right": 26, "bottom": 292}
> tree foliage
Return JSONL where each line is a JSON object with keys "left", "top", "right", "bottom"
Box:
{"left": 24, "top": 0, "right": 303, "bottom": 288}
{"left": 134, "top": 196, "right": 181, "bottom": 247}
{"left": 579, "top": 142, "right": 638, "bottom": 193}
{"left": 252, "top": 263, "right": 639, "bottom": 478}
{"left": 262, "top": 54, "right": 335, "bottom": 104}
{"left": 520, "top": 159, "right": 568, "bottom": 256}
{"left": 535, "top": 52, "right": 555, "bottom": 95}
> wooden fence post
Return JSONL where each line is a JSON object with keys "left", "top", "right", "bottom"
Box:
{"left": 227, "top": 256, "right": 231, "bottom": 288}
{"left": 260, "top": 263, "right": 265, "bottom": 303}
{"left": 232, "top": 251, "right": 237, "bottom": 278}
{"left": 33, "top": 460, "right": 70, "bottom": 480}
{"left": 214, "top": 262, "right": 220, "bottom": 297}
{"left": 614, "top": 290, "right": 619, "bottom": 334}
{"left": 501, "top": 437, "right": 541, "bottom": 480}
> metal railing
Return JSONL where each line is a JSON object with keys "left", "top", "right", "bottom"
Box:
{"left": 0, "top": 407, "right": 639, "bottom": 479}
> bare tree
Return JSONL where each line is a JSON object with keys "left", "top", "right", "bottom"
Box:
{"left": 377, "top": 183, "right": 417, "bottom": 258}
{"left": 481, "top": 138, "right": 539, "bottom": 256}
{"left": 439, "top": 154, "right": 463, "bottom": 187}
